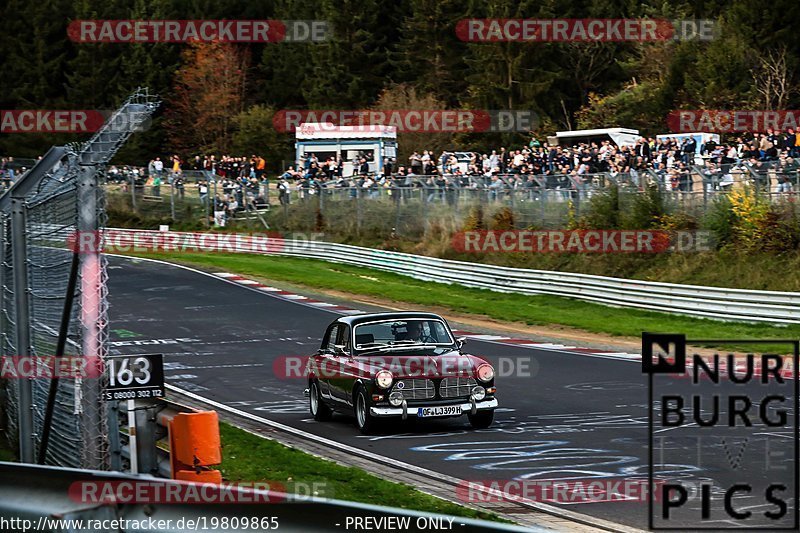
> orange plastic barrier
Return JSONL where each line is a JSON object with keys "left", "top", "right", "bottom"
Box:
{"left": 168, "top": 411, "right": 222, "bottom": 482}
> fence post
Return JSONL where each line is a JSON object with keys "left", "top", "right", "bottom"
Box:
{"left": 356, "top": 188, "right": 363, "bottom": 234}
{"left": 76, "top": 165, "right": 106, "bottom": 470}
{"left": 10, "top": 197, "right": 35, "bottom": 463}
{"left": 394, "top": 188, "right": 402, "bottom": 235}
{"left": 133, "top": 401, "right": 159, "bottom": 475}
{"left": 130, "top": 174, "right": 137, "bottom": 213}
{"left": 204, "top": 179, "right": 210, "bottom": 228}
{"left": 170, "top": 176, "right": 176, "bottom": 221}
{"left": 540, "top": 180, "right": 546, "bottom": 226}
{"left": 107, "top": 401, "right": 123, "bottom": 471}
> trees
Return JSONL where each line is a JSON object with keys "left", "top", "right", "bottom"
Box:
{"left": 2, "top": 0, "right": 800, "bottom": 160}
{"left": 164, "top": 41, "right": 249, "bottom": 155}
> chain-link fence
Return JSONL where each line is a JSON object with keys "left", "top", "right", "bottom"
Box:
{"left": 0, "top": 88, "right": 159, "bottom": 469}
{"left": 104, "top": 163, "right": 800, "bottom": 240}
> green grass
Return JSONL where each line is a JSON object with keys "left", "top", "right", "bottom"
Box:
{"left": 217, "top": 422, "right": 503, "bottom": 522}
{"left": 121, "top": 251, "right": 800, "bottom": 349}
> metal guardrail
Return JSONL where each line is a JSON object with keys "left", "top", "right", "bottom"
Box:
{"left": 107, "top": 229, "right": 800, "bottom": 323}
{"left": 0, "top": 461, "right": 536, "bottom": 533}
{"left": 118, "top": 397, "right": 197, "bottom": 478}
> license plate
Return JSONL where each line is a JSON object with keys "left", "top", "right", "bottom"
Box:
{"left": 417, "top": 405, "right": 462, "bottom": 418}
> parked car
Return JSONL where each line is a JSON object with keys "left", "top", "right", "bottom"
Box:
{"left": 305, "top": 312, "right": 497, "bottom": 433}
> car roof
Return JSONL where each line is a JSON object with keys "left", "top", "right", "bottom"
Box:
{"left": 332, "top": 312, "right": 446, "bottom": 328}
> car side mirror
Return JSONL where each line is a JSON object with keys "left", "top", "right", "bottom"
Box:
{"left": 456, "top": 337, "right": 466, "bottom": 350}
{"left": 333, "top": 344, "right": 349, "bottom": 356}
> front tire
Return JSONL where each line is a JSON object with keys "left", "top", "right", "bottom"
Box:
{"left": 468, "top": 409, "right": 494, "bottom": 429}
{"left": 309, "top": 381, "right": 332, "bottom": 421}
{"left": 354, "top": 387, "right": 376, "bottom": 434}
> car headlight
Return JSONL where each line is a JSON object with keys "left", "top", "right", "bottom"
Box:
{"left": 476, "top": 363, "right": 494, "bottom": 382}
{"left": 375, "top": 370, "right": 394, "bottom": 389}
{"left": 389, "top": 391, "right": 404, "bottom": 406}
{"left": 471, "top": 385, "right": 486, "bottom": 401}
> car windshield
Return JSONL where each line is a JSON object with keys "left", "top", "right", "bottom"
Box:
{"left": 353, "top": 319, "right": 454, "bottom": 350}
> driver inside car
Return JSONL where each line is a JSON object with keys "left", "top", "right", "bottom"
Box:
{"left": 395, "top": 321, "right": 423, "bottom": 342}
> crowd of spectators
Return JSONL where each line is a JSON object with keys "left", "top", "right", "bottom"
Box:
{"left": 275, "top": 130, "right": 800, "bottom": 201}
{"left": 0, "top": 156, "right": 38, "bottom": 191}
{"left": 4, "top": 129, "right": 800, "bottom": 201}
{"left": 140, "top": 154, "right": 270, "bottom": 221}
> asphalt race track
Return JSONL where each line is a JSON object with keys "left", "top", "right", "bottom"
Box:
{"left": 107, "top": 256, "right": 797, "bottom": 530}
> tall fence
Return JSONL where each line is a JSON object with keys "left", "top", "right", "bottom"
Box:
{"left": 0, "top": 89, "right": 159, "bottom": 468}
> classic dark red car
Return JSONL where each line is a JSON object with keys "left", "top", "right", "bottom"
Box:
{"left": 304, "top": 312, "right": 497, "bottom": 433}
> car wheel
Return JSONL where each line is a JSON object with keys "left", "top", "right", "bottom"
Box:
{"left": 468, "top": 409, "right": 494, "bottom": 429}
{"left": 309, "top": 381, "right": 332, "bottom": 421}
{"left": 354, "top": 387, "right": 376, "bottom": 434}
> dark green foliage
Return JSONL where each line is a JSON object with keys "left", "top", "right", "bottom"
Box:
{"left": 2, "top": 0, "right": 799, "bottom": 162}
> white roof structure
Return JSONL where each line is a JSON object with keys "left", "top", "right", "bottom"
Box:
{"left": 295, "top": 122, "right": 397, "bottom": 140}
{"left": 556, "top": 127, "right": 641, "bottom": 147}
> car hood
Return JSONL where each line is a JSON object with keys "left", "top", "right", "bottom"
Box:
{"left": 354, "top": 350, "right": 487, "bottom": 379}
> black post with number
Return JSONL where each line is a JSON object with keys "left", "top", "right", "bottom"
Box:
{"left": 104, "top": 353, "right": 165, "bottom": 401}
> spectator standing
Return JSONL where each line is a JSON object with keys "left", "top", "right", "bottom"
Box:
{"left": 409, "top": 151, "right": 422, "bottom": 175}
{"left": 174, "top": 175, "right": 185, "bottom": 199}
{"left": 153, "top": 157, "right": 164, "bottom": 178}
{"left": 255, "top": 155, "right": 266, "bottom": 179}
{"left": 681, "top": 137, "right": 696, "bottom": 165}
{"left": 198, "top": 181, "right": 209, "bottom": 205}
{"left": 214, "top": 196, "right": 227, "bottom": 227}
{"left": 278, "top": 178, "right": 291, "bottom": 206}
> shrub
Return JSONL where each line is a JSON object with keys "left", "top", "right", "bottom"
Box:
{"left": 579, "top": 184, "right": 620, "bottom": 229}
{"left": 623, "top": 184, "right": 666, "bottom": 229}
{"left": 490, "top": 207, "right": 515, "bottom": 230}
{"left": 462, "top": 205, "right": 486, "bottom": 231}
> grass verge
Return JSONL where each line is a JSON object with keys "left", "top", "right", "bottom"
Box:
{"left": 119, "top": 251, "right": 800, "bottom": 350}
{"left": 217, "top": 422, "right": 503, "bottom": 522}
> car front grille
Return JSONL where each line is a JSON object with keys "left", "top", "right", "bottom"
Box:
{"left": 392, "top": 379, "right": 435, "bottom": 400}
{"left": 439, "top": 377, "right": 477, "bottom": 398}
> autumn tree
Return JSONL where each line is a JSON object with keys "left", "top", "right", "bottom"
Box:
{"left": 164, "top": 40, "right": 249, "bottom": 154}
{"left": 370, "top": 84, "right": 455, "bottom": 163}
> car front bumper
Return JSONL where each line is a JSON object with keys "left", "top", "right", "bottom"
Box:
{"left": 370, "top": 397, "right": 498, "bottom": 419}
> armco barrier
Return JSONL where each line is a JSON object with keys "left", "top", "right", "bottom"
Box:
{"left": 0, "top": 461, "right": 539, "bottom": 533}
{"left": 107, "top": 228, "right": 800, "bottom": 323}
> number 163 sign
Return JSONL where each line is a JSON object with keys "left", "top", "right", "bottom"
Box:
{"left": 104, "top": 353, "right": 165, "bottom": 401}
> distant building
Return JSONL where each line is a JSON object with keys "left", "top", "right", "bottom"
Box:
{"left": 295, "top": 123, "right": 398, "bottom": 176}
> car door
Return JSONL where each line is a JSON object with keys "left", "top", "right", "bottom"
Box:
{"left": 328, "top": 324, "right": 354, "bottom": 405}
{"left": 316, "top": 323, "right": 341, "bottom": 400}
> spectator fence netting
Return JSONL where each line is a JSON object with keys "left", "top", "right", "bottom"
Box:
{"left": 1, "top": 88, "right": 158, "bottom": 469}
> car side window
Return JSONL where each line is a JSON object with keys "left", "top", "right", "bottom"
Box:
{"left": 338, "top": 325, "right": 352, "bottom": 354}
{"left": 322, "top": 324, "right": 341, "bottom": 352}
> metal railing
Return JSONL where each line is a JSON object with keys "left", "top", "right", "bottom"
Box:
{"left": 107, "top": 228, "right": 800, "bottom": 323}
{"left": 0, "top": 461, "right": 537, "bottom": 533}
{"left": 105, "top": 165, "right": 800, "bottom": 235}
